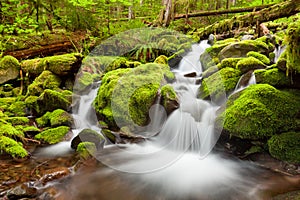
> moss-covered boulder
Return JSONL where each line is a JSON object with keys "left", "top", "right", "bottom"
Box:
{"left": 247, "top": 51, "right": 270, "bottom": 65}
{"left": 0, "top": 97, "right": 27, "bottom": 117}
{"left": 5, "top": 117, "right": 29, "bottom": 126}
{"left": 21, "top": 53, "right": 83, "bottom": 77}
{"left": 160, "top": 84, "right": 179, "bottom": 114}
{"left": 0, "top": 56, "right": 20, "bottom": 84}
{"left": 0, "top": 136, "right": 28, "bottom": 158}
{"left": 217, "top": 58, "right": 242, "bottom": 70}
{"left": 71, "top": 128, "right": 105, "bottom": 150}
{"left": 218, "top": 84, "right": 300, "bottom": 140}
{"left": 286, "top": 20, "right": 300, "bottom": 74}
{"left": 26, "top": 70, "right": 61, "bottom": 97}
{"left": 93, "top": 63, "right": 176, "bottom": 129}
{"left": 76, "top": 142, "right": 97, "bottom": 159}
{"left": 0, "top": 122, "right": 24, "bottom": 139}
{"left": 236, "top": 57, "right": 266, "bottom": 74}
{"left": 268, "top": 132, "right": 300, "bottom": 164}
{"left": 73, "top": 72, "right": 94, "bottom": 93}
{"left": 28, "top": 89, "right": 72, "bottom": 115}
{"left": 34, "top": 126, "right": 70, "bottom": 144}
{"left": 199, "top": 67, "right": 241, "bottom": 102}
{"left": 218, "top": 40, "right": 270, "bottom": 61}
{"left": 36, "top": 109, "right": 73, "bottom": 128}
{"left": 254, "top": 68, "right": 291, "bottom": 88}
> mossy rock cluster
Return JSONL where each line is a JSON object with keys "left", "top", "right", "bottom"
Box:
{"left": 218, "top": 84, "right": 300, "bottom": 140}
{"left": 93, "top": 62, "right": 177, "bottom": 130}
{"left": 34, "top": 126, "right": 70, "bottom": 144}
{"left": 36, "top": 109, "right": 74, "bottom": 128}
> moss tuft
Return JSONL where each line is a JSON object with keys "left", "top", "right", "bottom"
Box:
{"left": 0, "top": 136, "right": 28, "bottom": 158}
{"left": 218, "top": 58, "right": 242, "bottom": 69}
{"left": 254, "top": 68, "right": 291, "bottom": 87}
{"left": 36, "top": 109, "right": 73, "bottom": 128}
{"left": 236, "top": 57, "right": 266, "bottom": 74}
{"left": 0, "top": 122, "right": 24, "bottom": 139}
{"left": 268, "top": 132, "right": 300, "bottom": 163}
{"left": 34, "top": 126, "right": 70, "bottom": 144}
{"left": 247, "top": 51, "right": 270, "bottom": 65}
{"left": 76, "top": 142, "right": 97, "bottom": 159}
{"left": 5, "top": 117, "right": 29, "bottom": 126}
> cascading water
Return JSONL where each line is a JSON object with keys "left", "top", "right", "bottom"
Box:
{"left": 55, "top": 41, "right": 265, "bottom": 199}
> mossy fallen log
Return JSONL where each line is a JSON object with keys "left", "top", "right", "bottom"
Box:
{"left": 194, "top": 0, "right": 300, "bottom": 40}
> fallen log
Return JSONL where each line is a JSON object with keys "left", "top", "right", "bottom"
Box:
{"left": 174, "top": 4, "right": 275, "bottom": 19}
{"left": 194, "top": 0, "right": 300, "bottom": 40}
{"left": 3, "top": 41, "right": 74, "bottom": 60}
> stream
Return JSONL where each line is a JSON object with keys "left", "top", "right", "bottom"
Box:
{"left": 1, "top": 40, "right": 299, "bottom": 200}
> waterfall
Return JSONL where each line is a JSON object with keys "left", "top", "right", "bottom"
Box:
{"left": 274, "top": 45, "right": 286, "bottom": 63}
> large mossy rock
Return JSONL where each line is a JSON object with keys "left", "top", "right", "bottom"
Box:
{"left": 21, "top": 53, "right": 83, "bottom": 77}
{"left": 0, "top": 56, "right": 20, "bottom": 84}
{"left": 218, "top": 84, "right": 300, "bottom": 140}
{"left": 26, "top": 70, "right": 61, "bottom": 96}
{"left": 236, "top": 57, "right": 266, "bottom": 74}
{"left": 218, "top": 40, "right": 270, "bottom": 61}
{"left": 268, "top": 132, "right": 300, "bottom": 164}
{"left": 286, "top": 20, "right": 300, "bottom": 74}
{"left": 93, "top": 62, "right": 176, "bottom": 130}
{"left": 71, "top": 128, "right": 105, "bottom": 150}
{"left": 34, "top": 126, "right": 70, "bottom": 144}
{"left": 199, "top": 67, "right": 241, "bottom": 102}
{"left": 25, "top": 89, "right": 72, "bottom": 116}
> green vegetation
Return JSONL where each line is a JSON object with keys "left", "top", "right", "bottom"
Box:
{"left": 254, "top": 68, "right": 291, "bottom": 87}
{"left": 199, "top": 67, "right": 241, "bottom": 102}
{"left": 236, "top": 57, "right": 266, "bottom": 73}
{"left": 268, "top": 132, "right": 300, "bottom": 163}
{"left": 35, "top": 126, "right": 70, "bottom": 144}
{"left": 219, "top": 84, "right": 300, "bottom": 140}
{"left": 286, "top": 20, "right": 300, "bottom": 74}
{"left": 0, "top": 136, "right": 28, "bottom": 158}
{"left": 36, "top": 109, "right": 73, "bottom": 128}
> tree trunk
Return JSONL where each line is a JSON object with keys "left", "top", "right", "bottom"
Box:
{"left": 195, "top": 0, "right": 300, "bottom": 40}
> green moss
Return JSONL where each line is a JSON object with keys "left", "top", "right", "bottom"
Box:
{"left": 25, "top": 96, "right": 39, "bottom": 113}
{"left": 236, "top": 57, "right": 266, "bottom": 74}
{"left": 26, "top": 70, "right": 61, "bottom": 97}
{"left": 0, "top": 122, "right": 24, "bottom": 139}
{"left": 219, "top": 84, "right": 300, "bottom": 139}
{"left": 247, "top": 51, "right": 270, "bottom": 65}
{"left": 22, "top": 126, "right": 40, "bottom": 133}
{"left": 254, "top": 68, "right": 291, "bottom": 87}
{"left": 286, "top": 20, "right": 300, "bottom": 73}
{"left": 21, "top": 53, "right": 83, "bottom": 76}
{"left": 93, "top": 63, "right": 174, "bottom": 129}
{"left": 34, "top": 126, "right": 70, "bottom": 144}
{"left": 199, "top": 67, "right": 241, "bottom": 102}
{"left": 36, "top": 109, "right": 73, "bottom": 128}
{"left": 76, "top": 142, "right": 97, "bottom": 159}
{"left": 154, "top": 55, "right": 168, "bottom": 65}
{"left": 36, "top": 89, "right": 71, "bottom": 114}
{"left": 73, "top": 72, "right": 94, "bottom": 93}
{"left": 0, "top": 136, "right": 28, "bottom": 158}
{"left": 268, "top": 132, "right": 300, "bottom": 163}
{"left": 215, "top": 38, "right": 239, "bottom": 45}
{"left": 7, "top": 101, "right": 26, "bottom": 116}
{"left": 104, "top": 57, "right": 140, "bottom": 73}
{"left": 5, "top": 117, "right": 29, "bottom": 126}
{"left": 218, "top": 58, "right": 242, "bottom": 69}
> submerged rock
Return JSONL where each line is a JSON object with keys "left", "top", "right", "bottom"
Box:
{"left": 0, "top": 55, "right": 20, "bottom": 84}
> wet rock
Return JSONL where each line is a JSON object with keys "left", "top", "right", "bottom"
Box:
{"left": 6, "top": 183, "right": 37, "bottom": 200}
{"left": 207, "top": 34, "right": 216, "bottom": 45}
{"left": 71, "top": 128, "right": 105, "bottom": 150}
{"left": 116, "top": 133, "right": 146, "bottom": 144}
{"left": 0, "top": 56, "right": 20, "bottom": 85}
{"left": 160, "top": 84, "right": 179, "bottom": 115}
{"left": 183, "top": 72, "right": 197, "bottom": 77}
{"left": 39, "top": 167, "right": 71, "bottom": 185}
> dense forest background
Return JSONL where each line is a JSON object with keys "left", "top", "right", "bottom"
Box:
{"left": 0, "top": 0, "right": 284, "bottom": 38}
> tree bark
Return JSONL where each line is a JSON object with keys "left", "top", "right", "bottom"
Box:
{"left": 194, "top": 0, "right": 300, "bottom": 40}
{"left": 174, "top": 4, "right": 274, "bottom": 19}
